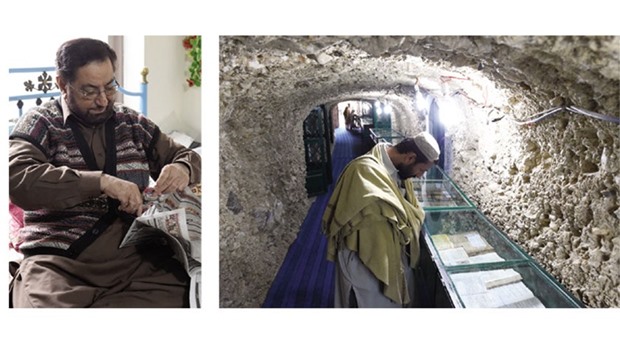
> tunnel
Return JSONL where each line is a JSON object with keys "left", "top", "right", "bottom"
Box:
{"left": 219, "top": 36, "right": 619, "bottom": 308}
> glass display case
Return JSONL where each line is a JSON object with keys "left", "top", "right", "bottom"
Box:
{"left": 425, "top": 164, "right": 450, "bottom": 180}
{"left": 414, "top": 165, "right": 476, "bottom": 210}
{"left": 413, "top": 180, "right": 474, "bottom": 210}
{"left": 414, "top": 166, "right": 583, "bottom": 308}
{"left": 368, "top": 128, "right": 404, "bottom": 145}
{"left": 424, "top": 209, "right": 527, "bottom": 267}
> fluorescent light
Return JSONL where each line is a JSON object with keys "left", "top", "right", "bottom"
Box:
{"left": 438, "top": 96, "right": 463, "bottom": 128}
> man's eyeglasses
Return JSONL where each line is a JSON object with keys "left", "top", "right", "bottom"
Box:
{"left": 68, "top": 81, "right": 119, "bottom": 101}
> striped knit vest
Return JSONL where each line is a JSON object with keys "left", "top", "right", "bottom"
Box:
{"left": 10, "top": 100, "right": 160, "bottom": 258}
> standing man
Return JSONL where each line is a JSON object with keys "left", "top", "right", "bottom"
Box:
{"left": 343, "top": 103, "right": 352, "bottom": 130}
{"left": 322, "top": 132, "right": 440, "bottom": 307}
{"left": 9, "top": 38, "right": 201, "bottom": 307}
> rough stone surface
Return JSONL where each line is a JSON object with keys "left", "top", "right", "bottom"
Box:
{"left": 220, "top": 36, "right": 619, "bottom": 308}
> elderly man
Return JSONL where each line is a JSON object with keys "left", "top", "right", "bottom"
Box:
{"left": 322, "top": 132, "right": 440, "bottom": 307}
{"left": 9, "top": 38, "right": 201, "bottom": 308}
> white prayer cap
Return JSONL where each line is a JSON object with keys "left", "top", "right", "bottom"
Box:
{"left": 414, "top": 132, "right": 440, "bottom": 161}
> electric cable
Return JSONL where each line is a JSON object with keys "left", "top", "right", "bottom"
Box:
{"left": 565, "top": 106, "right": 620, "bottom": 124}
{"left": 506, "top": 106, "right": 620, "bottom": 125}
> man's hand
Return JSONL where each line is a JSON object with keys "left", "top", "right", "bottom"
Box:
{"left": 100, "top": 174, "right": 144, "bottom": 215}
{"left": 153, "top": 163, "right": 190, "bottom": 196}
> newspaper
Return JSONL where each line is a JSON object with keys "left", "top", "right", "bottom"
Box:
{"left": 120, "top": 184, "right": 202, "bottom": 275}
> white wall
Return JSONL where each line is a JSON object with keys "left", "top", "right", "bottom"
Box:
{"left": 121, "top": 35, "right": 145, "bottom": 112}
{"left": 144, "top": 36, "right": 202, "bottom": 143}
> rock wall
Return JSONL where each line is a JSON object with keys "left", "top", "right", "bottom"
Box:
{"left": 450, "top": 106, "right": 620, "bottom": 307}
{"left": 219, "top": 36, "right": 619, "bottom": 308}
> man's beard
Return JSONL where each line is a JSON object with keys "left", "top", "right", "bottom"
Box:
{"left": 397, "top": 161, "right": 417, "bottom": 180}
{"left": 68, "top": 95, "right": 114, "bottom": 126}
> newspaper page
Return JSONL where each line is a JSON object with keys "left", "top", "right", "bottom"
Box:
{"left": 120, "top": 184, "right": 201, "bottom": 274}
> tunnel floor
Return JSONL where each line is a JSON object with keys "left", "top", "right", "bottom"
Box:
{"left": 262, "top": 126, "right": 370, "bottom": 307}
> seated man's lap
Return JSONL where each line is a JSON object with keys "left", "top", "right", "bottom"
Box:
{"left": 12, "top": 221, "right": 188, "bottom": 308}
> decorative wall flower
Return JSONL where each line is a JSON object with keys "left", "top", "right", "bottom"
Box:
{"left": 183, "top": 35, "right": 201, "bottom": 87}
{"left": 37, "top": 71, "right": 54, "bottom": 93}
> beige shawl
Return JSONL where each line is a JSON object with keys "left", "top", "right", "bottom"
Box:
{"left": 322, "top": 144, "right": 425, "bottom": 304}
